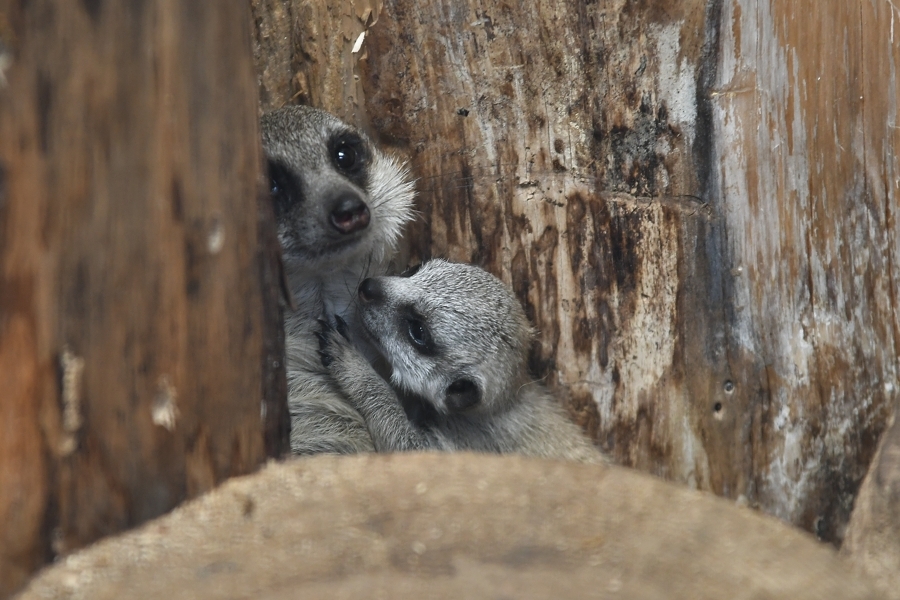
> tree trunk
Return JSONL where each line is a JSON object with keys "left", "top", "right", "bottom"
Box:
{"left": 711, "top": 0, "right": 900, "bottom": 541}
{"left": 251, "top": 0, "right": 899, "bottom": 545}
{"left": 0, "top": 1, "right": 286, "bottom": 596}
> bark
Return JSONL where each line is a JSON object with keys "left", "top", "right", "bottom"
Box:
{"left": 0, "top": 1, "right": 286, "bottom": 596}
{"left": 712, "top": 0, "right": 900, "bottom": 540}
{"left": 250, "top": 0, "right": 899, "bottom": 546}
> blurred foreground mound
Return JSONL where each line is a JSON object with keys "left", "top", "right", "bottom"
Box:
{"left": 20, "top": 453, "right": 882, "bottom": 600}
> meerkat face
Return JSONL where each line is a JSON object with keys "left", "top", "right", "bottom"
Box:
{"left": 357, "top": 260, "right": 535, "bottom": 415}
{"left": 260, "top": 106, "right": 414, "bottom": 276}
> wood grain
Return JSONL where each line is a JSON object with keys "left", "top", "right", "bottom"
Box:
{"left": 0, "top": 1, "right": 285, "bottom": 595}
{"left": 713, "top": 0, "right": 899, "bottom": 540}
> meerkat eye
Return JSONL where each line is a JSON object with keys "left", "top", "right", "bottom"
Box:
{"left": 333, "top": 141, "right": 358, "bottom": 172}
{"left": 407, "top": 318, "right": 426, "bottom": 345}
{"left": 405, "top": 317, "right": 433, "bottom": 352}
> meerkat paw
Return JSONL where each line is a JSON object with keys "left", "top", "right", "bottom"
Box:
{"left": 316, "top": 316, "right": 388, "bottom": 413}
{"left": 317, "top": 316, "right": 366, "bottom": 373}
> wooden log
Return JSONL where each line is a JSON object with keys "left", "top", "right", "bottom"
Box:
{"left": 0, "top": 1, "right": 286, "bottom": 595}
{"left": 249, "top": 0, "right": 899, "bottom": 545}
{"left": 712, "top": 0, "right": 900, "bottom": 540}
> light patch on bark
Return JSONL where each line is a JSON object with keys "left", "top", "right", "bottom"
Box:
{"left": 0, "top": 52, "right": 10, "bottom": 88}
{"left": 713, "top": 0, "right": 815, "bottom": 524}
{"left": 206, "top": 212, "right": 225, "bottom": 254}
{"left": 678, "top": 412, "right": 707, "bottom": 489}
{"left": 152, "top": 376, "right": 179, "bottom": 431}
{"left": 651, "top": 22, "right": 698, "bottom": 145}
{"left": 59, "top": 348, "right": 85, "bottom": 456}
{"left": 614, "top": 203, "right": 679, "bottom": 421}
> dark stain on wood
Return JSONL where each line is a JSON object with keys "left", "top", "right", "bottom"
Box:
{"left": 81, "top": 0, "right": 103, "bottom": 22}
{"left": 0, "top": 160, "right": 6, "bottom": 215}
{"left": 607, "top": 99, "right": 677, "bottom": 196}
{"left": 564, "top": 387, "right": 603, "bottom": 448}
{"left": 36, "top": 71, "right": 52, "bottom": 154}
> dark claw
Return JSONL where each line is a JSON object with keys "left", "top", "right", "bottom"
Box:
{"left": 319, "top": 350, "right": 334, "bottom": 367}
{"left": 335, "top": 315, "right": 350, "bottom": 340}
{"left": 314, "top": 330, "right": 328, "bottom": 351}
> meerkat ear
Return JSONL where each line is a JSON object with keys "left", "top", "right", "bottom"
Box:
{"left": 445, "top": 378, "right": 481, "bottom": 412}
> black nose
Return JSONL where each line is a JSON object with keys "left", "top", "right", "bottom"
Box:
{"left": 358, "top": 278, "right": 384, "bottom": 304}
{"left": 329, "top": 194, "right": 370, "bottom": 235}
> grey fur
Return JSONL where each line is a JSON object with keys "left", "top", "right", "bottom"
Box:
{"left": 261, "top": 105, "right": 414, "bottom": 455}
{"left": 320, "top": 260, "right": 604, "bottom": 463}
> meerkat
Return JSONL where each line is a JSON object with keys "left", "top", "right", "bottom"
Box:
{"left": 318, "top": 260, "right": 604, "bottom": 463}
{"left": 261, "top": 105, "right": 415, "bottom": 455}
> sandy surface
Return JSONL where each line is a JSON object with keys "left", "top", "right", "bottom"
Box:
{"left": 19, "top": 453, "right": 882, "bottom": 599}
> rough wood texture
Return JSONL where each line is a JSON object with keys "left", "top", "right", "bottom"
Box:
{"left": 249, "top": 0, "right": 899, "bottom": 544}
{"left": 0, "top": 1, "right": 286, "bottom": 596}
{"left": 842, "top": 405, "right": 900, "bottom": 599}
{"left": 18, "top": 454, "right": 884, "bottom": 600}
{"left": 712, "top": 0, "right": 900, "bottom": 540}
{"left": 251, "top": 0, "right": 382, "bottom": 121}
{"left": 361, "top": 0, "right": 721, "bottom": 484}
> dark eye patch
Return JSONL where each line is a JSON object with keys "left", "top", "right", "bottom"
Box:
{"left": 267, "top": 160, "right": 299, "bottom": 216}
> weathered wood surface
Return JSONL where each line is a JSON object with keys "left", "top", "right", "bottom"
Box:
{"left": 17, "top": 454, "right": 884, "bottom": 600}
{"left": 712, "top": 0, "right": 900, "bottom": 540}
{"left": 361, "top": 0, "right": 721, "bottom": 480}
{"left": 0, "top": 1, "right": 286, "bottom": 596}
{"left": 251, "top": 0, "right": 899, "bottom": 544}
{"left": 842, "top": 404, "right": 900, "bottom": 599}
{"left": 251, "top": 0, "right": 382, "bottom": 121}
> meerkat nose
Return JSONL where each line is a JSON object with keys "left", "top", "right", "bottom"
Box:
{"left": 329, "top": 194, "right": 370, "bottom": 234}
{"left": 358, "top": 278, "right": 384, "bottom": 304}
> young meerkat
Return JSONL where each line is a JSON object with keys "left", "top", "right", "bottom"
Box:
{"left": 261, "top": 105, "right": 415, "bottom": 455}
{"left": 318, "top": 260, "right": 604, "bottom": 463}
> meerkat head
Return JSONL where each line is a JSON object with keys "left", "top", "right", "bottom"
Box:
{"left": 260, "top": 106, "right": 414, "bottom": 278}
{"left": 356, "top": 260, "right": 536, "bottom": 416}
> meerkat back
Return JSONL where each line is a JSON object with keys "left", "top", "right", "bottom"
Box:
{"left": 260, "top": 106, "right": 415, "bottom": 455}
